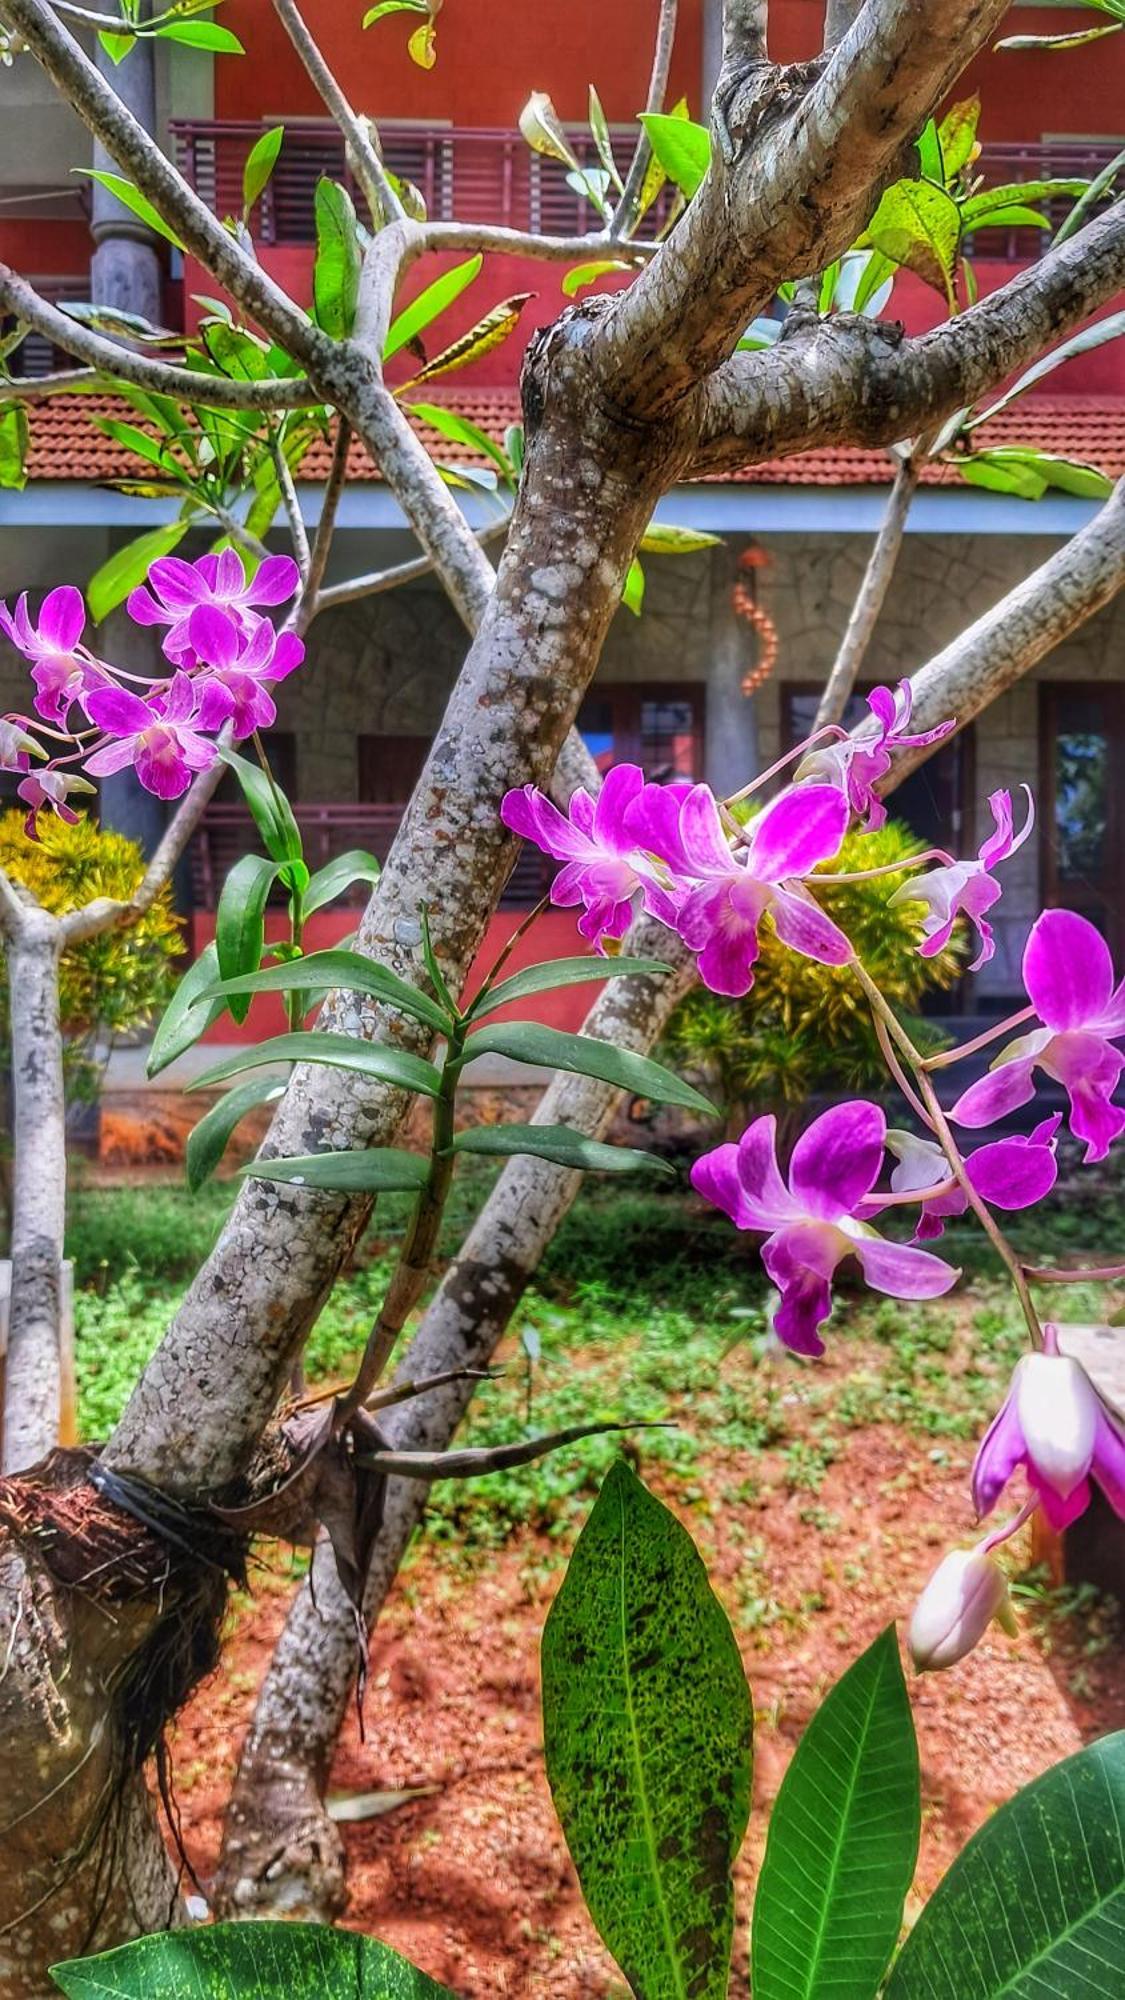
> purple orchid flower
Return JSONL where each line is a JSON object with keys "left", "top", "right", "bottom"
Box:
{"left": 796, "top": 681, "right": 955, "bottom": 830}
{"left": 0, "top": 585, "right": 105, "bottom": 727}
{"left": 127, "top": 550, "right": 300, "bottom": 664}
{"left": 668, "top": 782, "right": 853, "bottom": 997}
{"left": 500, "top": 765, "right": 688, "bottom": 951}
{"left": 861, "top": 1116, "right": 1060, "bottom": 1242}
{"left": 973, "top": 1328, "right": 1125, "bottom": 1531}
{"left": 690, "top": 1101, "right": 958, "bottom": 1356}
{"left": 889, "top": 787, "right": 1034, "bottom": 971}
{"left": 17, "top": 766, "right": 96, "bottom": 840}
{"left": 0, "top": 716, "right": 46, "bottom": 774}
{"left": 83, "top": 671, "right": 217, "bottom": 800}
{"left": 188, "top": 605, "right": 304, "bottom": 741}
{"left": 952, "top": 908, "right": 1125, "bottom": 1162}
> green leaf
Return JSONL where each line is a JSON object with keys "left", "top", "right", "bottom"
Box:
{"left": 970, "top": 308, "right": 1125, "bottom": 423}
{"left": 638, "top": 112, "right": 711, "bottom": 197}
{"left": 93, "top": 418, "right": 178, "bottom": 473}
{"left": 462, "top": 1020, "right": 716, "bottom": 1115}
{"left": 956, "top": 452, "right": 1048, "bottom": 498}
{"left": 562, "top": 258, "right": 632, "bottom": 297}
{"left": 384, "top": 256, "right": 483, "bottom": 362}
{"left": 75, "top": 170, "right": 187, "bottom": 251}
{"left": 313, "top": 178, "right": 362, "bottom": 340}
{"left": 519, "top": 90, "right": 581, "bottom": 170}
{"left": 863, "top": 179, "right": 961, "bottom": 300}
{"left": 956, "top": 446, "right": 1113, "bottom": 500}
{"left": 0, "top": 405, "right": 29, "bottom": 491}
{"left": 639, "top": 522, "right": 721, "bottom": 555}
{"left": 241, "top": 1148, "right": 430, "bottom": 1193}
{"left": 542, "top": 1462, "right": 752, "bottom": 1999}
{"left": 851, "top": 248, "right": 897, "bottom": 315}
{"left": 962, "top": 204, "right": 1051, "bottom": 233}
{"left": 588, "top": 84, "right": 625, "bottom": 193}
{"left": 885, "top": 1732, "right": 1125, "bottom": 1998}
{"left": 217, "top": 745, "right": 303, "bottom": 868}
{"left": 406, "top": 401, "right": 512, "bottom": 476}
{"left": 186, "top": 1074, "right": 285, "bottom": 1194}
{"left": 190, "top": 1032, "right": 443, "bottom": 1099}
{"left": 147, "top": 942, "right": 225, "bottom": 1079}
{"left": 400, "top": 294, "right": 534, "bottom": 387}
{"left": 936, "top": 94, "right": 981, "bottom": 178}
{"left": 467, "top": 953, "right": 671, "bottom": 1020}
{"left": 915, "top": 118, "right": 944, "bottom": 184}
{"left": 50, "top": 1920, "right": 458, "bottom": 1998}
{"left": 243, "top": 125, "right": 284, "bottom": 213}
{"left": 206, "top": 948, "right": 454, "bottom": 1036}
{"left": 751, "top": 1628, "right": 920, "bottom": 2000}
{"left": 202, "top": 320, "right": 274, "bottom": 382}
{"left": 364, "top": 0, "right": 430, "bottom": 21}
{"left": 996, "top": 21, "right": 1123, "bottom": 49}
{"left": 151, "top": 20, "right": 245, "bottom": 51}
{"left": 622, "top": 557, "right": 645, "bottom": 615}
{"left": 452, "top": 1124, "right": 674, "bottom": 1174}
{"left": 215, "top": 853, "right": 281, "bottom": 1026}
{"left": 961, "top": 180, "right": 1086, "bottom": 229}
{"left": 87, "top": 523, "right": 189, "bottom": 625}
{"left": 302, "top": 848, "right": 381, "bottom": 918}
{"left": 97, "top": 30, "right": 136, "bottom": 62}
{"left": 59, "top": 300, "right": 183, "bottom": 345}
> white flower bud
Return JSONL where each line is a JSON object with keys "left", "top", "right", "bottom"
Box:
{"left": 908, "top": 1548, "right": 1012, "bottom": 1673}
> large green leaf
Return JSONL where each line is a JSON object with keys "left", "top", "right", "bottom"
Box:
{"left": 542, "top": 1461, "right": 752, "bottom": 1999}
{"left": 0, "top": 404, "right": 29, "bottom": 490}
{"left": 243, "top": 125, "right": 285, "bottom": 213}
{"left": 863, "top": 179, "right": 961, "bottom": 300}
{"left": 452, "top": 1123, "right": 675, "bottom": 1174}
{"left": 207, "top": 948, "right": 454, "bottom": 1036}
{"left": 151, "top": 19, "right": 245, "bottom": 51}
{"left": 75, "top": 170, "right": 187, "bottom": 251}
{"left": 751, "top": 1628, "right": 920, "bottom": 2000}
{"left": 965, "top": 312, "right": 1125, "bottom": 425}
{"left": 302, "top": 848, "right": 381, "bottom": 917}
{"left": 241, "top": 1148, "right": 429, "bottom": 1193}
{"left": 191, "top": 1032, "right": 443, "bottom": 1099}
{"left": 384, "top": 257, "right": 483, "bottom": 362}
{"left": 467, "top": 953, "right": 672, "bottom": 1019}
{"left": 885, "top": 1732, "right": 1125, "bottom": 1998}
{"left": 147, "top": 942, "right": 224, "bottom": 1079}
{"left": 51, "top": 1920, "right": 457, "bottom": 1998}
{"left": 313, "top": 178, "right": 362, "bottom": 339}
{"left": 216, "top": 853, "right": 282, "bottom": 1025}
{"left": 87, "top": 523, "right": 189, "bottom": 625}
{"left": 217, "top": 745, "right": 303, "bottom": 868}
{"left": 461, "top": 1020, "right": 716, "bottom": 1115}
{"left": 638, "top": 112, "right": 711, "bottom": 197}
{"left": 186, "top": 1073, "right": 285, "bottom": 1193}
{"left": 936, "top": 95, "right": 980, "bottom": 178}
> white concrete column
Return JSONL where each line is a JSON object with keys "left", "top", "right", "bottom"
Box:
{"left": 89, "top": 12, "right": 163, "bottom": 323}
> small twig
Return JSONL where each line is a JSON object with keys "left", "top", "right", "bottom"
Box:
{"left": 299, "top": 416, "right": 352, "bottom": 622}
{"left": 613, "top": 0, "right": 680, "bottom": 238}
{"left": 815, "top": 445, "right": 926, "bottom": 730}
{"left": 271, "top": 0, "right": 405, "bottom": 225}
{"left": 311, "top": 512, "right": 511, "bottom": 620}
{"left": 273, "top": 437, "right": 312, "bottom": 585}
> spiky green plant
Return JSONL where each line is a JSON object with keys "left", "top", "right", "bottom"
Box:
{"left": 659, "top": 818, "right": 963, "bottom": 1138}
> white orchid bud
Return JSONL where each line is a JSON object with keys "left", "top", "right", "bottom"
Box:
{"left": 909, "top": 1547, "right": 1012, "bottom": 1673}
{"left": 1015, "top": 1351, "right": 1099, "bottom": 1499}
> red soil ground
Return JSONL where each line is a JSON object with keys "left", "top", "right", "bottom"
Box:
{"left": 172, "top": 1371, "right": 1125, "bottom": 1997}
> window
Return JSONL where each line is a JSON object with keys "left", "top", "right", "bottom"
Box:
{"left": 357, "top": 734, "right": 431, "bottom": 804}
{"left": 1041, "top": 684, "right": 1125, "bottom": 957}
{"left": 576, "top": 684, "right": 705, "bottom": 782}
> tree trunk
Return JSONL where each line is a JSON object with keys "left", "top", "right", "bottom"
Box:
{"left": 3, "top": 917, "right": 65, "bottom": 1474}
{"left": 213, "top": 926, "right": 697, "bottom": 1917}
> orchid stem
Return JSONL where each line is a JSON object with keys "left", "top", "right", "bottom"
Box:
{"left": 1023, "top": 1261, "right": 1125, "bottom": 1284}
{"left": 723, "top": 725, "right": 846, "bottom": 806}
{"left": 921, "top": 1004, "right": 1038, "bottom": 1072}
{"left": 852, "top": 957, "right": 1044, "bottom": 1349}
{"left": 814, "top": 848, "right": 955, "bottom": 885}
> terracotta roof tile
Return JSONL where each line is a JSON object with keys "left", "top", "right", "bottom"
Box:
{"left": 20, "top": 388, "right": 1125, "bottom": 488}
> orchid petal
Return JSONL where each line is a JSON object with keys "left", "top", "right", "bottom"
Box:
{"left": 743, "top": 783, "right": 848, "bottom": 883}
{"left": 734, "top": 1114, "right": 800, "bottom": 1229}
{"left": 769, "top": 885, "right": 853, "bottom": 966}
{"left": 251, "top": 553, "right": 301, "bottom": 605}
{"left": 1092, "top": 1407, "right": 1125, "bottom": 1520}
{"left": 690, "top": 1143, "right": 746, "bottom": 1226}
{"left": 965, "top": 1132, "right": 1058, "bottom": 1211}
{"left": 950, "top": 1052, "right": 1039, "bottom": 1130}
{"left": 501, "top": 786, "right": 589, "bottom": 861}
{"left": 789, "top": 1099, "right": 885, "bottom": 1218}
{"left": 971, "top": 1385, "right": 1027, "bottom": 1517}
{"left": 37, "top": 584, "right": 85, "bottom": 652}
{"left": 762, "top": 1221, "right": 843, "bottom": 1357}
{"left": 592, "top": 763, "right": 644, "bottom": 853}
{"left": 678, "top": 784, "right": 736, "bottom": 875}
{"left": 84, "top": 685, "right": 156, "bottom": 736}
{"left": 853, "top": 1232, "right": 958, "bottom": 1300}
{"left": 1023, "top": 907, "right": 1114, "bottom": 1030}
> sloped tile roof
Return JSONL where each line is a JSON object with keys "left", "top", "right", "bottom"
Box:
{"left": 19, "top": 387, "right": 1125, "bottom": 487}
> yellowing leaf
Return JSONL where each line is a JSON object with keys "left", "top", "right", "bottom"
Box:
{"left": 408, "top": 20, "right": 436, "bottom": 66}
{"left": 401, "top": 293, "right": 534, "bottom": 385}
{"left": 862, "top": 179, "right": 961, "bottom": 303}
{"left": 519, "top": 91, "right": 580, "bottom": 171}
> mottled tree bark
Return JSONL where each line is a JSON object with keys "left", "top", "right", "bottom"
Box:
{"left": 2, "top": 917, "right": 65, "bottom": 1474}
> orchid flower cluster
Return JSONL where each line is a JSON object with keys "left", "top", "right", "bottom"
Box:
{"left": 504, "top": 683, "right": 1125, "bottom": 1675}
{"left": 0, "top": 552, "right": 304, "bottom": 836}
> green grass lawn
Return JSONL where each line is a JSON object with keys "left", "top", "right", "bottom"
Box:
{"left": 68, "top": 1159, "right": 1125, "bottom": 1560}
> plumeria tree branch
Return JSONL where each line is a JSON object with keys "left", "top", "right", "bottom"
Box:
{"left": 270, "top": 0, "right": 405, "bottom": 226}
{"left": 815, "top": 443, "right": 926, "bottom": 727}
{"left": 0, "top": 266, "right": 315, "bottom": 412}
{"left": 695, "top": 200, "right": 1125, "bottom": 473}
{"left": 612, "top": 0, "right": 679, "bottom": 236}
{"left": 305, "top": 512, "right": 512, "bottom": 628}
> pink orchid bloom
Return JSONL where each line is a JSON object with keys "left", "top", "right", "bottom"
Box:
{"left": 796, "top": 682, "right": 955, "bottom": 830}
{"left": 188, "top": 605, "right": 304, "bottom": 741}
{"left": 0, "top": 585, "right": 105, "bottom": 727}
{"left": 889, "top": 787, "right": 1034, "bottom": 971}
{"left": 862, "top": 1116, "right": 1060, "bottom": 1242}
{"left": 973, "top": 1329, "right": 1125, "bottom": 1531}
{"left": 17, "top": 765, "right": 96, "bottom": 839}
{"left": 83, "top": 671, "right": 217, "bottom": 800}
{"left": 690, "top": 1101, "right": 958, "bottom": 1356}
{"left": 952, "top": 908, "right": 1125, "bottom": 1162}
{"left": 500, "top": 764, "right": 688, "bottom": 951}
{"left": 127, "top": 550, "right": 300, "bottom": 664}
{"left": 0, "top": 716, "right": 47, "bottom": 773}
{"left": 670, "top": 783, "right": 852, "bottom": 997}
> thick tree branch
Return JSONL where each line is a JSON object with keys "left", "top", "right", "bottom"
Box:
{"left": 2, "top": 914, "right": 65, "bottom": 1473}
{"left": 595, "top": 0, "right": 1010, "bottom": 416}
{"left": 307, "top": 512, "right": 512, "bottom": 626}
{"left": 0, "top": 266, "right": 314, "bottom": 412}
{"left": 694, "top": 199, "right": 1125, "bottom": 473}
{"left": 58, "top": 750, "right": 229, "bottom": 946}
